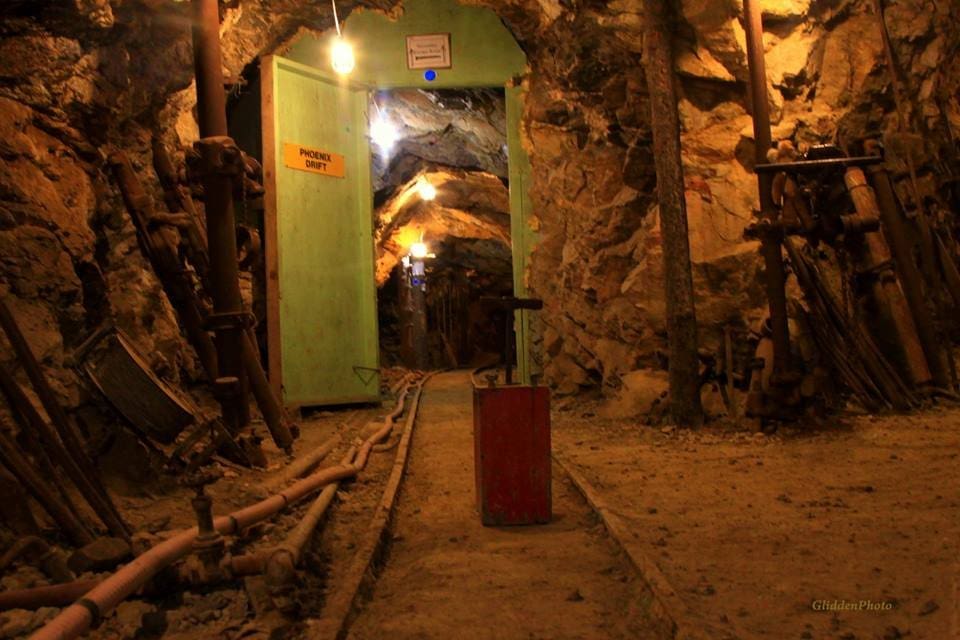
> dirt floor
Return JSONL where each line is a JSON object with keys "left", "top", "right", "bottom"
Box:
{"left": 6, "top": 373, "right": 959, "bottom": 640}
{"left": 552, "top": 405, "right": 960, "bottom": 640}
{"left": 348, "top": 371, "right": 666, "bottom": 640}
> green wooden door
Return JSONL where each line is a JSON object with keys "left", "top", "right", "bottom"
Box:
{"left": 262, "top": 55, "right": 379, "bottom": 408}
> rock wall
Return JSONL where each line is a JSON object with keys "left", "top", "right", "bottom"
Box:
{"left": 0, "top": 2, "right": 198, "bottom": 413}
{"left": 470, "top": 0, "right": 960, "bottom": 404}
{"left": 0, "top": 0, "right": 957, "bottom": 417}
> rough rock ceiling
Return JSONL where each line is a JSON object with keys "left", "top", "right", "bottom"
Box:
{"left": 374, "top": 168, "right": 511, "bottom": 286}
{"left": 370, "top": 86, "right": 511, "bottom": 287}
{"left": 371, "top": 88, "right": 508, "bottom": 192}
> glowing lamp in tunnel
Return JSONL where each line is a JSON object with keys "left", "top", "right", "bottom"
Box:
{"left": 370, "top": 115, "right": 399, "bottom": 153}
{"left": 331, "top": 37, "right": 355, "bottom": 75}
{"left": 410, "top": 242, "right": 430, "bottom": 259}
{"left": 417, "top": 179, "right": 437, "bottom": 201}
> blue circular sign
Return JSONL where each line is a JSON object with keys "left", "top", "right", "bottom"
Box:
{"left": 424, "top": 69, "right": 437, "bottom": 82}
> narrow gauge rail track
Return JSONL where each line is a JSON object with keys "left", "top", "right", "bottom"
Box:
{"left": 19, "top": 368, "right": 683, "bottom": 640}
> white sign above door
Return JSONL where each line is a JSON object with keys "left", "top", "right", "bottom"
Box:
{"left": 406, "top": 33, "right": 452, "bottom": 69}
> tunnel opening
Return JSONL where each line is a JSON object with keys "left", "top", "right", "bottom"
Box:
{"left": 370, "top": 87, "right": 514, "bottom": 370}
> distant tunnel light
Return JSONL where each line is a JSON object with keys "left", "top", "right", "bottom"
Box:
{"left": 410, "top": 242, "right": 429, "bottom": 259}
{"left": 331, "top": 37, "right": 355, "bottom": 75}
{"left": 417, "top": 179, "right": 437, "bottom": 201}
{"left": 370, "top": 114, "right": 399, "bottom": 153}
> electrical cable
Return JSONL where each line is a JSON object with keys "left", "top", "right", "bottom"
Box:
{"left": 331, "top": 0, "right": 341, "bottom": 36}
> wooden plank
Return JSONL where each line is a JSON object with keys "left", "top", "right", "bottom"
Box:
{"left": 260, "top": 55, "right": 283, "bottom": 403}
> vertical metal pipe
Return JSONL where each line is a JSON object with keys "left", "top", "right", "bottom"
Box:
{"left": 191, "top": 0, "right": 229, "bottom": 138}
{"left": 191, "top": 0, "right": 247, "bottom": 430}
{"left": 743, "top": 0, "right": 792, "bottom": 380}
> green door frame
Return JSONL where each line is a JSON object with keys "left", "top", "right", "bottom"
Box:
{"left": 283, "top": 0, "right": 536, "bottom": 383}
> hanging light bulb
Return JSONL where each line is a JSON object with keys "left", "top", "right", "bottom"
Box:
{"left": 331, "top": 37, "right": 355, "bottom": 74}
{"left": 410, "top": 242, "right": 429, "bottom": 259}
{"left": 417, "top": 179, "right": 437, "bottom": 201}
{"left": 329, "top": 0, "right": 354, "bottom": 75}
{"left": 370, "top": 113, "right": 399, "bottom": 153}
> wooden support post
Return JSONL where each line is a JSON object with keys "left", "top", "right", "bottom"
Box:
{"left": 0, "top": 365, "right": 90, "bottom": 528}
{"left": 0, "top": 299, "right": 130, "bottom": 540}
{"left": 191, "top": 0, "right": 249, "bottom": 432}
{"left": 642, "top": 1, "right": 703, "bottom": 426}
{"left": 0, "top": 417, "right": 93, "bottom": 547}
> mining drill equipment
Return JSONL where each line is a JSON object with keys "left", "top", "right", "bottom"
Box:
{"left": 740, "top": 0, "right": 952, "bottom": 418}
{"left": 749, "top": 145, "right": 944, "bottom": 411}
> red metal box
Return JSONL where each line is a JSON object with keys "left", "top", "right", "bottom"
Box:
{"left": 473, "top": 384, "right": 551, "bottom": 526}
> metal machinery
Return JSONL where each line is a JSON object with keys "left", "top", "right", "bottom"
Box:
{"left": 473, "top": 297, "right": 551, "bottom": 526}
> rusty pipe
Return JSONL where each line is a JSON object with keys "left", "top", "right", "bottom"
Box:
{"left": 235, "top": 380, "right": 416, "bottom": 600}
{"left": 0, "top": 580, "right": 102, "bottom": 612}
{"left": 743, "top": 0, "right": 792, "bottom": 382}
{"left": 263, "top": 434, "right": 340, "bottom": 492}
{"left": 266, "top": 379, "right": 412, "bottom": 561}
{"left": 187, "top": 381, "right": 411, "bottom": 582}
{"left": 866, "top": 158, "right": 951, "bottom": 389}
{"left": 261, "top": 377, "right": 411, "bottom": 492}
{"left": 219, "top": 446, "right": 357, "bottom": 583}
{"left": 30, "top": 458, "right": 359, "bottom": 640}
{"left": 191, "top": 0, "right": 247, "bottom": 432}
{"left": 191, "top": 0, "right": 229, "bottom": 138}
{"left": 262, "top": 447, "right": 357, "bottom": 609}
{"left": 30, "top": 379, "right": 425, "bottom": 633}
{"left": 0, "top": 298, "right": 130, "bottom": 540}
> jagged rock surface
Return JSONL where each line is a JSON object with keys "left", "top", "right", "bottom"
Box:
{"left": 0, "top": 0, "right": 957, "bottom": 418}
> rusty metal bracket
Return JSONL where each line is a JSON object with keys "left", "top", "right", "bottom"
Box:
{"left": 188, "top": 136, "right": 245, "bottom": 182}
{"left": 755, "top": 156, "right": 882, "bottom": 174}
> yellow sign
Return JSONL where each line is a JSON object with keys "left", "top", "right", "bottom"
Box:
{"left": 283, "top": 143, "right": 346, "bottom": 178}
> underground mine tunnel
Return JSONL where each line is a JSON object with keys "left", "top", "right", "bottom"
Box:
{"left": 0, "top": 0, "right": 958, "bottom": 639}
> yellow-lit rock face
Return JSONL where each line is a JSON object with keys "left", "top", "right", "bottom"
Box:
{"left": 758, "top": 0, "right": 811, "bottom": 20}
{"left": 0, "top": 0, "right": 956, "bottom": 400}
